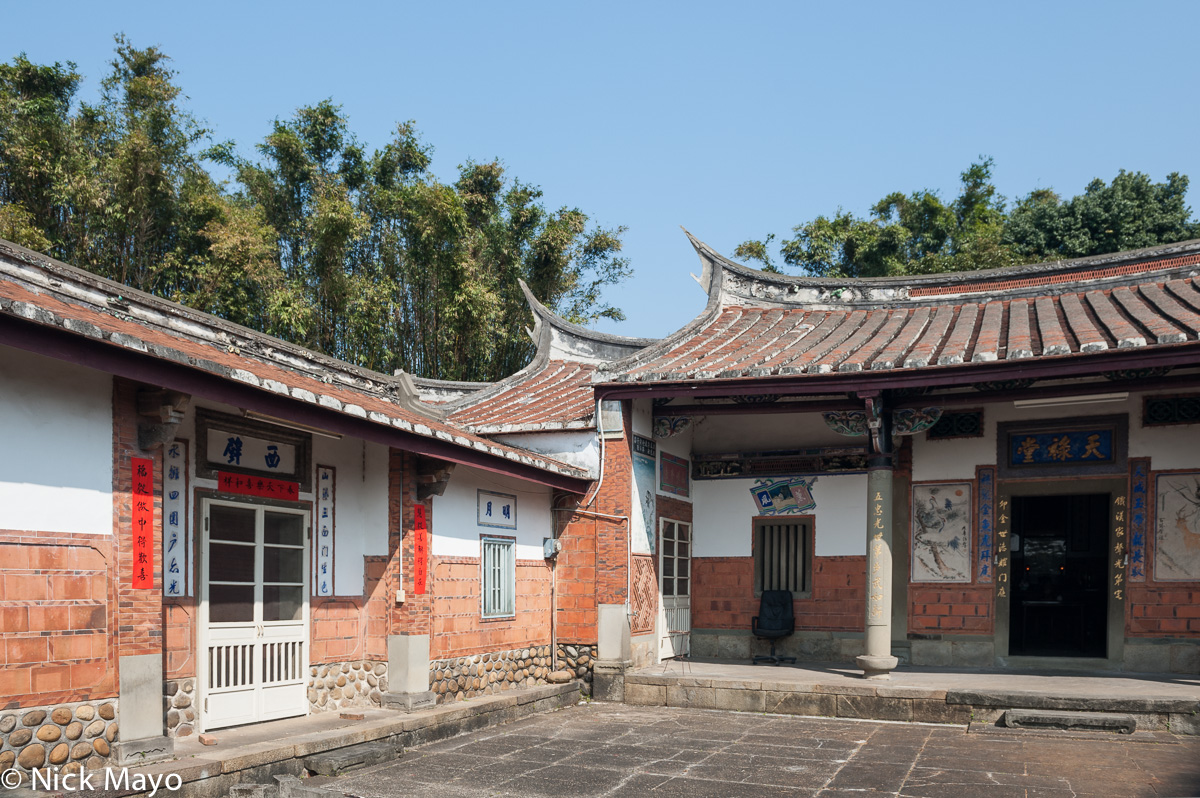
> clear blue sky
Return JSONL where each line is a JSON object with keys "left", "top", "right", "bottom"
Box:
{"left": 4, "top": 1, "right": 1199, "bottom": 338}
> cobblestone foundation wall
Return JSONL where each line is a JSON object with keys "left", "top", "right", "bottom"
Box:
{"left": 163, "top": 679, "right": 196, "bottom": 737}
{"left": 307, "top": 661, "right": 388, "bottom": 712}
{"left": 430, "top": 644, "right": 597, "bottom": 704}
{"left": 0, "top": 701, "right": 118, "bottom": 785}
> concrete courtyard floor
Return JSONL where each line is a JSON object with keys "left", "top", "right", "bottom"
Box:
{"left": 325, "top": 702, "right": 1200, "bottom": 798}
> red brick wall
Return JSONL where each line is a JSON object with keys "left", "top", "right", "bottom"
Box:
{"left": 1128, "top": 587, "right": 1200, "bottom": 635}
{"left": 0, "top": 532, "right": 114, "bottom": 707}
{"left": 555, "top": 509, "right": 597, "bottom": 644}
{"left": 309, "top": 556, "right": 391, "bottom": 663}
{"left": 163, "top": 601, "right": 195, "bottom": 678}
{"left": 430, "top": 558, "right": 551, "bottom": 659}
{"left": 692, "top": 555, "right": 866, "bottom": 633}
{"left": 908, "top": 586, "right": 994, "bottom": 634}
{"left": 389, "top": 450, "right": 429, "bottom": 637}
{"left": 595, "top": 407, "right": 633, "bottom": 606}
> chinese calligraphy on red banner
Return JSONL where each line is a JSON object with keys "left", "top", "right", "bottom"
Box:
{"left": 413, "top": 504, "right": 428, "bottom": 595}
{"left": 217, "top": 471, "right": 299, "bottom": 500}
{"left": 131, "top": 457, "right": 155, "bottom": 589}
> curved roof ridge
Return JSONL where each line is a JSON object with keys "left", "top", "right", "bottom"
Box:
{"left": 594, "top": 227, "right": 731, "bottom": 380}
{"left": 437, "top": 282, "right": 657, "bottom": 424}
{"left": 696, "top": 235, "right": 1200, "bottom": 307}
{"left": 518, "top": 279, "right": 658, "bottom": 350}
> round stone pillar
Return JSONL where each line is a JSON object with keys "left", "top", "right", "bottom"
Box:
{"left": 856, "top": 456, "right": 899, "bottom": 679}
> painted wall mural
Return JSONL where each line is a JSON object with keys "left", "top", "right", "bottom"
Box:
{"left": 632, "top": 435, "right": 657, "bottom": 553}
{"left": 1154, "top": 472, "right": 1200, "bottom": 581}
{"left": 911, "top": 482, "right": 972, "bottom": 583}
{"left": 750, "top": 477, "right": 817, "bottom": 516}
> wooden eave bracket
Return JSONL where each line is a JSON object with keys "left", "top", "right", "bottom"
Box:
{"left": 137, "top": 389, "right": 191, "bottom": 451}
{"left": 416, "top": 456, "right": 456, "bottom": 500}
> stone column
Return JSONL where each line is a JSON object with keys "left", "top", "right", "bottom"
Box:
{"left": 856, "top": 456, "right": 899, "bottom": 679}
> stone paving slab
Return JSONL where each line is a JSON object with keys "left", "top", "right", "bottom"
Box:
{"left": 625, "top": 659, "right": 1200, "bottom": 734}
{"left": 327, "top": 703, "right": 1200, "bottom": 797}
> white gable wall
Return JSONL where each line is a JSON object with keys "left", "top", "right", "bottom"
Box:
{"left": 0, "top": 344, "right": 112, "bottom": 535}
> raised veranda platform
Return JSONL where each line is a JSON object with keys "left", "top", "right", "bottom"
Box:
{"left": 624, "top": 658, "right": 1200, "bottom": 735}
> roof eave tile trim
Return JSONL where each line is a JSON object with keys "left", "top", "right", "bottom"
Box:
{"left": 0, "top": 251, "right": 586, "bottom": 480}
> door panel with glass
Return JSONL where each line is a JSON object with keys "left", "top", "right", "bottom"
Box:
{"left": 202, "top": 500, "right": 309, "bottom": 730}
{"left": 659, "top": 518, "right": 691, "bottom": 659}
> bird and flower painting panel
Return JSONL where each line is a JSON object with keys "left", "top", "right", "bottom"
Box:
{"left": 911, "top": 482, "right": 973, "bottom": 583}
{"left": 1154, "top": 471, "right": 1200, "bottom": 581}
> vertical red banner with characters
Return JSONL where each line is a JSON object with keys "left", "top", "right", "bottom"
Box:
{"left": 131, "top": 457, "right": 155, "bottom": 589}
{"left": 412, "top": 504, "right": 428, "bottom": 595}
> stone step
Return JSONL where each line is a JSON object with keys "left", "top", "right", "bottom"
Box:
{"left": 302, "top": 738, "right": 405, "bottom": 776}
{"left": 1003, "top": 708, "right": 1137, "bottom": 734}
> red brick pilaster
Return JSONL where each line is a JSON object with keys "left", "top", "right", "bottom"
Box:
{"left": 112, "top": 378, "right": 164, "bottom": 661}
{"left": 388, "top": 450, "right": 430, "bottom": 636}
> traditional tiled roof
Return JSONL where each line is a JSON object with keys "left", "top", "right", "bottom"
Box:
{"left": 0, "top": 240, "right": 588, "bottom": 483}
{"left": 440, "top": 281, "right": 656, "bottom": 433}
{"left": 596, "top": 233, "right": 1200, "bottom": 388}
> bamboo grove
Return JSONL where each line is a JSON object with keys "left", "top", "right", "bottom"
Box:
{"left": 0, "top": 38, "right": 632, "bottom": 381}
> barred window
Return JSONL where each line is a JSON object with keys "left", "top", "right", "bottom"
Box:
{"left": 753, "top": 519, "right": 811, "bottom": 596}
{"left": 481, "top": 537, "right": 515, "bottom": 618}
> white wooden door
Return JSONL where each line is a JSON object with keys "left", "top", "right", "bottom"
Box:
{"left": 201, "top": 499, "right": 309, "bottom": 730}
{"left": 659, "top": 518, "right": 691, "bottom": 658}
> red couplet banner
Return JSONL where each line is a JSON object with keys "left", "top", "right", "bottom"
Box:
{"left": 217, "top": 471, "right": 300, "bottom": 500}
{"left": 131, "top": 457, "right": 155, "bottom": 589}
{"left": 412, "top": 504, "right": 428, "bottom": 595}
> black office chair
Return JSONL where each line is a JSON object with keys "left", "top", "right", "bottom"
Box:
{"left": 752, "top": 589, "right": 797, "bottom": 665}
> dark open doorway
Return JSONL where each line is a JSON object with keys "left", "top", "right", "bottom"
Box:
{"left": 1010, "top": 494, "right": 1109, "bottom": 657}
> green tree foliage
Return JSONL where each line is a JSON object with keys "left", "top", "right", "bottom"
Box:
{"left": 738, "top": 158, "right": 1198, "bottom": 278}
{"left": 0, "top": 39, "right": 631, "bottom": 382}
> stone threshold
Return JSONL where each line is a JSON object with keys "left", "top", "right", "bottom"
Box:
{"left": 8, "top": 682, "right": 580, "bottom": 798}
{"left": 623, "top": 672, "right": 1200, "bottom": 734}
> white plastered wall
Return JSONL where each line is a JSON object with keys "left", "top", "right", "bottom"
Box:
{"left": 492, "top": 430, "right": 600, "bottom": 478}
{"left": 693, "top": 473, "right": 867, "bottom": 558}
{"left": 0, "top": 344, "right": 113, "bottom": 535}
{"left": 313, "top": 436, "right": 390, "bottom": 596}
{"left": 431, "top": 465, "right": 552, "bottom": 561}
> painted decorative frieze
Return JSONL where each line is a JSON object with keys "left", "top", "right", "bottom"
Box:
{"left": 911, "top": 482, "right": 972, "bottom": 583}
{"left": 652, "top": 416, "right": 693, "bottom": 438}
{"left": 822, "top": 410, "right": 867, "bottom": 437}
{"left": 749, "top": 477, "right": 817, "bottom": 516}
{"left": 891, "top": 407, "right": 943, "bottom": 436}
{"left": 822, "top": 407, "right": 943, "bottom": 437}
